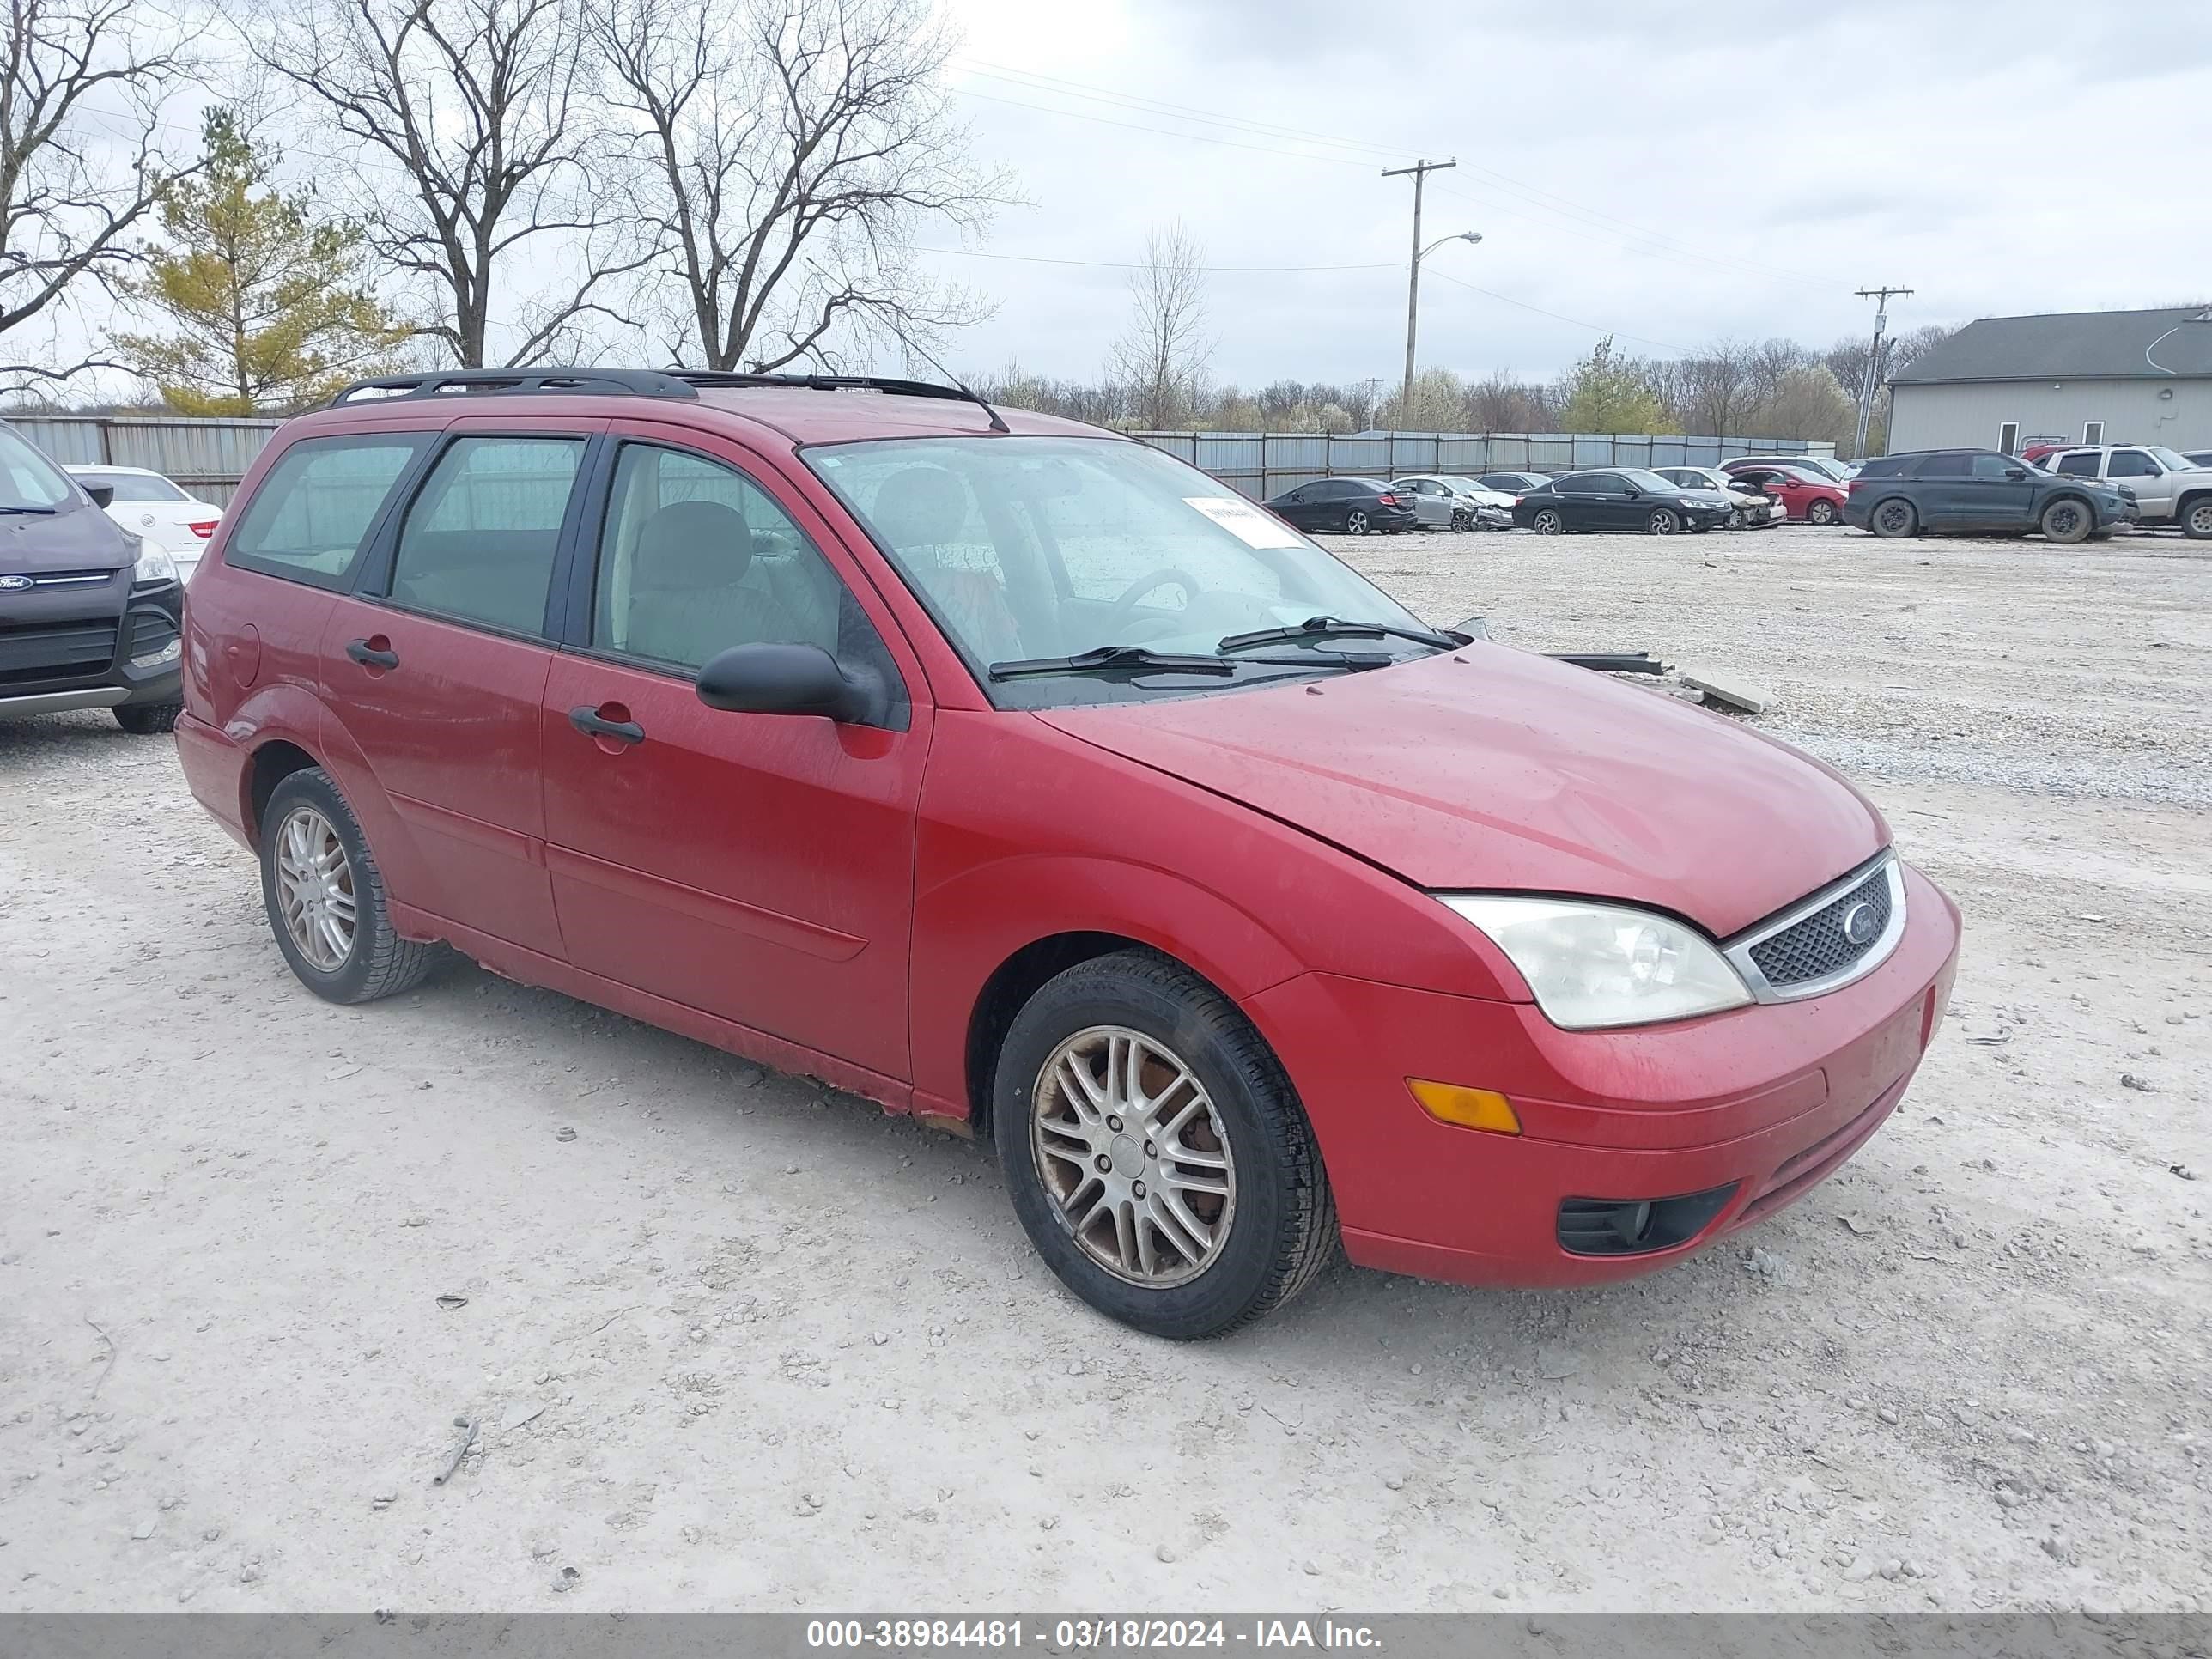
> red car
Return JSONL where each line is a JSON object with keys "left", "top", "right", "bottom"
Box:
{"left": 177, "top": 368, "right": 1960, "bottom": 1339}
{"left": 1721, "top": 460, "right": 1850, "bottom": 525}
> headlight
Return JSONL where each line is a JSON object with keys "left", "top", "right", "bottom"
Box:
{"left": 1437, "top": 895, "right": 1752, "bottom": 1030}
{"left": 1678, "top": 497, "right": 1707, "bottom": 509}
{"left": 132, "top": 538, "right": 178, "bottom": 586}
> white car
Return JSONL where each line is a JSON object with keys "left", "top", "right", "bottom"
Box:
{"left": 1389, "top": 474, "right": 1516, "bottom": 531}
{"left": 64, "top": 465, "right": 224, "bottom": 573}
{"left": 1654, "top": 465, "right": 1784, "bottom": 529}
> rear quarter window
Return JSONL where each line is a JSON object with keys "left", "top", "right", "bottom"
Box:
{"left": 224, "top": 434, "right": 429, "bottom": 590}
{"left": 1852, "top": 457, "right": 1908, "bottom": 478}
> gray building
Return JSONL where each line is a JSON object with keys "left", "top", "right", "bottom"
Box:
{"left": 1887, "top": 305, "right": 2212, "bottom": 455}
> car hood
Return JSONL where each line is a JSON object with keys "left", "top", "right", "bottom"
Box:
{"left": 1036, "top": 645, "right": 1888, "bottom": 937}
{"left": 0, "top": 500, "right": 137, "bottom": 574}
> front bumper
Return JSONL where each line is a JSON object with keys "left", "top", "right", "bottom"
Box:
{"left": 0, "top": 578, "right": 183, "bottom": 717}
{"left": 1243, "top": 861, "right": 1962, "bottom": 1288}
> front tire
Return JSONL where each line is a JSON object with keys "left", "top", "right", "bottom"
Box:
{"left": 1806, "top": 498, "right": 1838, "bottom": 526}
{"left": 1645, "top": 507, "right": 1680, "bottom": 535}
{"left": 993, "top": 950, "right": 1337, "bottom": 1340}
{"left": 2039, "top": 497, "right": 2092, "bottom": 544}
{"left": 259, "top": 766, "right": 438, "bottom": 1005}
{"left": 2181, "top": 498, "right": 2212, "bottom": 540}
{"left": 113, "top": 701, "right": 181, "bottom": 735}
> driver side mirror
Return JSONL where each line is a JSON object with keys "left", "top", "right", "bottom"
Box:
{"left": 696, "top": 642, "right": 872, "bottom": 723}
{"left": 84, "top": 483, "right": 115, "bottom": 508}
{"left": 2005, "top": 466, "right": 2028, "bottom": 480}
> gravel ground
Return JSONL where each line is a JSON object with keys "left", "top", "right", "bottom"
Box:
{"left": 3, "top": 522, "right": 2209, "bottom": 1614}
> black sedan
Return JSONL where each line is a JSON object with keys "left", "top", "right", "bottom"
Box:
{"left": 1263, "top": 477, "right": 1419, "bottom": 536}
{"left": 1510, "top": 469, "right": 1735, "bottom": 535}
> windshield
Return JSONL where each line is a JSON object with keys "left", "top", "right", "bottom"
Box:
{"left": 0, "top": 425, "right": 76, "bottom": 511}
{"left": 1439, "top": 476, "right": 1494, "bottom": 495}
{"left": 2147, "top": 446, "right": 2196, "bottom": 471}
{"left": 805, "top": 435, "right": 1434, "bottom": 708}
{"left": 1787, "top": 457, "right": 1847, "bottom": 481}
{"left": 1620, "top": 469, "right": 1689, "bottom": 492}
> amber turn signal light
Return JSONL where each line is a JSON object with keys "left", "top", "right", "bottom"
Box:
{"left": 1407, "top": 1079, "right": 1522, "bottom": 1135}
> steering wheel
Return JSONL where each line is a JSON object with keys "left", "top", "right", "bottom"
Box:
{"left": 1097, "top": 568, "right": 1203, "bottom": 634}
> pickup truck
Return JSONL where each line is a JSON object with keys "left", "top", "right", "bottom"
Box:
{"left": 2042, "top": 444, "right": 2212, "bottom": 538}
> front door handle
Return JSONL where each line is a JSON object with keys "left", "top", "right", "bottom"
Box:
{"left": 569, "top": 705, "right": 645, "bottom": 745}
{"left": 346, "top": 637, "right": 399, "bottom": 670}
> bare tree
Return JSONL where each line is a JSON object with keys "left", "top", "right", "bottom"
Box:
{"left": 0, "top": 0, "right": 197, "bottom": 388}
{"left": 1110, "top": 220, "right": 1209, "bottom": 428}
{"left": 249, "top": 0, "right": 643, "bottom": 368}
{"left": 1672, "top": 338, "right": 1756, "bottom": 438}
{"left": 591, "top": 0, "right": 1007, "bottom": 373}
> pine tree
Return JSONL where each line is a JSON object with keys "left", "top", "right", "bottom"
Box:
{"left": 114, "top": 110, "right": 407, "bottom": 414}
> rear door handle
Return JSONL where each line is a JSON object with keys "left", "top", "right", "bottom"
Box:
{"left": 346, "top": 638, "right": 399, "bottom": 670}
{"left": 569, "top": 705, "right": 645, "bottom": 745}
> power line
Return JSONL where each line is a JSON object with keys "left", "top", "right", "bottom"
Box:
{"left": 1428, "top": 269, "right": 1690, "bottom": 354}
{"left": 948, "top": 87, "right": 1385, "bottom": 169}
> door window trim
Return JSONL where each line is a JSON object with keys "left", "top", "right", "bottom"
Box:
{"left": 556, "top": 432, "right": 915, "bottom": 730}
{"left": 354, "top": 428, "right": 601, "bottom": 645}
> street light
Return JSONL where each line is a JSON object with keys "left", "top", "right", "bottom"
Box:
{"left": 1401, "top": 229, "right": 1481, "bottom": 421}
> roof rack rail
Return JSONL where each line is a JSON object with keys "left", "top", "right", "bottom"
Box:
{"left": 670, "top": 372, "right": 971, "bottom": 404}
{"left": 329, "top": 368, "right": 702, "bottom": 405}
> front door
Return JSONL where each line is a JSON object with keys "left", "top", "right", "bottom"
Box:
{"left": 320, "top": 421, "right": 599, "bottom": 958}
{"left": 1948, "top": 453, "right": 2039, "bottom": 527}
{"left": 537, "top": 430, "right": 928, "bottom": 1080}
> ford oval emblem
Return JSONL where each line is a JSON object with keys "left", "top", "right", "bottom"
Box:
{"left": 0, "top": 573, "right": 33, "bottom": 592}
{"left": 1840, "top": 900, "right": 1880, "bottom": 946}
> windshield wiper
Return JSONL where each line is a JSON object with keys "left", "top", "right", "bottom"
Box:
{"left": 1217, "top": 615, "right": 1466, "bottom": 655}
{"left": 0, "top": 506, "right": 58, "bottom": 515}
{"left": 988, "top": 642, "right": 1391, "bottom": 681}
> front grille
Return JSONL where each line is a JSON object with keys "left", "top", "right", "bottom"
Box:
{"left": 1748, "top": 866, "right": 1893, "bottom": 988}
{"left": 0, "top": 618, "right": 118, "bottom": 685}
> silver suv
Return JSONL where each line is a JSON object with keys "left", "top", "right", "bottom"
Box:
{"left": 2042, "top": 445, "right": 2212, "bottom": 538}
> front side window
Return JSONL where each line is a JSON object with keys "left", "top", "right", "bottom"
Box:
{"left": 1969, "top": 453, "right": 2018, "bottom": 479}
{"left": 225, "top": 434, "right": 428, "bottom": 589}
{"left": 807, "top": 436, "right": 1432, "bottom": 708}
{"left": 0, "top": 424, "right": 89, "bottom": 511}
{"left": 592, "top": 442, "right": 864, "bottom": 676}
{"left": 388, "top": 435, "right": 585, "bottom": 635}
{"left": 2106, "top": 449, "right": 2157, "bottom": 477}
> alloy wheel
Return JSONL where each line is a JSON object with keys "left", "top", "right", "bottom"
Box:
{"left": 1345, "top": 510, "right": 1370, "bottom": 535}
{"left": 1030, "top": 1025, "right": 1237, "bottom": 1288}
{"left": 1647, "top": 508, "right": 1678, "bottom": 535}
{"left": 275, "top": 805, "right": 357, "bottom": 972}
{"left": 1533, "top": 509, "right": 1563, "bottom": 535}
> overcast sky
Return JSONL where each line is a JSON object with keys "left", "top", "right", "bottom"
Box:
{"left": 917, "top": 0, "right": 2212, "bottom": 387}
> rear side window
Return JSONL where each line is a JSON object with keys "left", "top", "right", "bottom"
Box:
{"left": 1854, "top": 457, "right": 1907, "bottom": 478}
{"left": 388, "top": 436, "right": 586, "bottom": 636}
{"left": 1914, "top": 452, "right": 1974, "bottom": 477}
{"left": 226, "top": 434, "right": 428, "bottom": 589}
{"left": 2053, "top": 453, "right": 2100, "bottom": 477}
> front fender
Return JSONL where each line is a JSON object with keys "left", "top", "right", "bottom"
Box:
{"left": 906, "top": 852, "right": 1310, "bottom": 1117}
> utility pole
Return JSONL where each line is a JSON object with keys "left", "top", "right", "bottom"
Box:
{"left": 1384, "top": 158, "right": 1455, "bottom": 421}
{"left": 1852, "top": 285, "right": 1912, "bottom": 458}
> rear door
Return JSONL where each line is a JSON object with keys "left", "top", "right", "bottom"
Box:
{"left": 537, "top": 425, "right": 929, "bottom": 1079}
{"left": 1909, "top": 452, "right": 1978, "bottom": 526}
{"left": 320, "top": 418, "right": 602, "bottom": 958}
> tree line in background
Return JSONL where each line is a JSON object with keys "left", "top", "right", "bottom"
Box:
{"left": 3, "top": 0, "right": 1947, "bottom": 447}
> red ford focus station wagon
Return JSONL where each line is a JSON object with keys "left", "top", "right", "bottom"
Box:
{"left": 178, "top": 369, "right": 1960, "bottom": 1338}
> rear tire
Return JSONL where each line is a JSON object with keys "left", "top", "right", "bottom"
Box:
{"left": 1531, "top": 508, "right": 1565, "bottom": 536}
{"left": 113, "top": 701, "right": 180, "bottom": 735}
{"left": 1343, "top": 509, "right": 1370, "bottom": 536}
{"left": 259, "top": 766, "right": 439, "bottom": 1005}
{"left": 2039, "top": 497, "right": 2092, "bottom": 544}
{"left": 1870, "top": 498, "right": 1917, "bottom": 538}
{"left": 993, "top": 950, "right": 1337, "bottom": 1340}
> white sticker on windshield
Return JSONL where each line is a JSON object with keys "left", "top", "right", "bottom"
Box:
{"left": 1183, "top": 495, "right": 1303, "bottom": 549}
